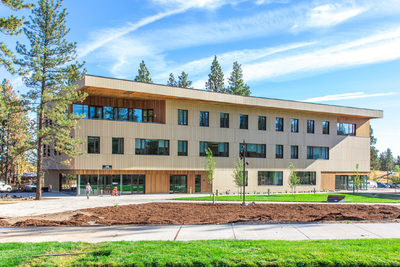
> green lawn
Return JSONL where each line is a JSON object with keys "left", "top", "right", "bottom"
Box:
{"left": 1, "top": 239, "right": 399, "bottom": 266}
{"left": 175, "top": 193, "right": 400, "bottom": 203}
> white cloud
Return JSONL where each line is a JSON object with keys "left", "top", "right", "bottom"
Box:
{"left": 305, "top": 3, "right": 367, "bottom": 27}
{"left": 302, "top": 92, "right": 397, "bottom": 102}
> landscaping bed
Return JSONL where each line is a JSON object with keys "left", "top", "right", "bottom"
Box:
{"left": 1, "top": 202, "right": 400, "bottom": 227}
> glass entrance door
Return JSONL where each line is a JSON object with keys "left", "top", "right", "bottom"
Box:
{"left": 121, "top": 175, "right": 145, "bottom": 194}
{"left": 99, "top": 175, "right": 120, "bottom": 195}
{"left": 195, "top": 175, "right": 201, "bottom": 193}
{"left": 170, "top": 175, "right": 187, "bottom": 193}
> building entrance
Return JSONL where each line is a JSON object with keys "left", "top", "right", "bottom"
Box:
{"left": 122, "top": 175, "right": 145, "bottom": 194}
{"left": 195, "top": 175, "right": 201, "bottom": 193}
{"left": 99, "top": 175, "right": 120, "bottom": 195}
{"left": 170, "top": 175, "right": 187, "bottom": 193}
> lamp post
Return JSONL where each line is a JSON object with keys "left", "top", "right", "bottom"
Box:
{"left": 240, "top": 139, "right": 249, "bottom": 206}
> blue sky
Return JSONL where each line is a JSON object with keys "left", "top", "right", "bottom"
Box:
{"left": 1, "top": 0, "right": 399, "bottom": 160}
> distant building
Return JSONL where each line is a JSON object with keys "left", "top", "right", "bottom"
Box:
{"left": 44, "top": 75, "right": 382, "bottom": 195}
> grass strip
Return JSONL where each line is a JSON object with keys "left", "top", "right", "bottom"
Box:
{"left": 174, "top": 193, "right": 400, "bottom": 203}
{"left": 1, "top": 239, "right": 400, "bottom": 266}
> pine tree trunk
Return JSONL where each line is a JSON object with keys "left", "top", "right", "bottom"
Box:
{"left": 36, "top": 75, "right": 46, "bottom": 200}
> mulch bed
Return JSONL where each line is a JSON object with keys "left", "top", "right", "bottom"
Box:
{"left": 6, "top": 202, "right": 400, "bottom": 227}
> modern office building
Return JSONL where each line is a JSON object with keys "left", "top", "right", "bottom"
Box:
{"left": 44, "top": 75, "right": 383, "bottom": 195}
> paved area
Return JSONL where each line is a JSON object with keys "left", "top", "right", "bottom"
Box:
{"left": 1, "top": 223, "right": 399, "bottom": 243}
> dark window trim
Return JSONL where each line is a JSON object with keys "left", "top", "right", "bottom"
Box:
{"left": 276, "top": 117, "right": 284, "bottom": 132}
{"left": 307, "top": 120, "right": 315, "bottom": 134}
{"left": 178, "top": 109, "right": 188, "bottom": 126}
{"left": 199, "top": 111, "right": 209, "bottom": 127}
{"left": 112, "top": 137, "right": 124, "bottom": 155}
{"left": 178, "top": 140, "right": 188, "bottom": 156}
{"left": 88, "top": 136, "right": 100, "bottom": 154}
{"left": 258, "top": 116, "right": 266, "bottom": 131}
{"left": 220, "top": 113, "right": 229, "bottom": 128}
{"left": 275, "top": 144, "right": 283, "bottom": 159}
{"left": 239, "top": 114, "right": 249, "bottom": 130}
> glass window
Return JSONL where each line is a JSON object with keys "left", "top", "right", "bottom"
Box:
{"left": 135, "top": 139, "right": 170, "bottom": 155}
{"left": 258, "top": 116, "right": 266, "bottom": 130}
{"left": 103, "top": 106, "right": 114, "bottom": 120}
{"left": 72, "top": 104, "right": 88, "bottom": 119}
{"left": 88, "top": 136, "right": 100, "bottom": 154}
{"left": 291, "top": 119, "right": 298, "bottom": 133}
{"left": 143, "top": 109, "right": 154, "bottom": 122}
{"left": 323, "top": 121, "right": 330, "bottom": 135}
{"left": 297, "top": 172, "right": 316, "bottom": 185}
{"left": 89, "top": 106, "right": 103, "bottom": 119}
{"left": 199, "top": 111, "right": 209, "bottom": 127}
{"left": 239, "top": 143, "right": 266, "bottom": 158}
{"left": 199, "top": 142, "right": 229, "bottom": 157}
{"left": 291, "top": 146, "right": 298, "bottom": 159}
{"left": 275, "top": 145, "right": 283, "bottom": 158}
{"left": 307, "top": 120, "right": 315, "bottom": 134}
{"left": 178, "top": 110, "right": 188, "bottom": 125}
{"left": 239, "top": 114, "right": 248, "bottom": 129}
{"left": 276, "top": 117, "right": 284, "bottom": 131}
{"left": 132, "top": 109, "right": 143, "bottom": 122}
{"left": 117, "top": 108, "right": 129, "bottom": 121}
{"left": 337, "top": 123, "right": 356, "bottom": 136}
{"left": 220, "top": 113, "right": 229, "bottom": 128}
{"left": 178, "top": 140, "right": 188, "bottom": 156}
{"left": 112, "top": 138, "right": 124, "bottom": 154}
{"left": 258, "top": 171, "right": 283, "bottom": 186}
{"left": 307, "top": 146, "right": 329, "bottom": 159}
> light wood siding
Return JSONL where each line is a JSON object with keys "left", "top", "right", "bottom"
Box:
{"left": 321, "top": 173, "right": 335, "bottom": 190}
{"left": 337, "top": 116, "right": 369, "bottom": 137}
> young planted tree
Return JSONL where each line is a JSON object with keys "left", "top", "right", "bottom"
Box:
{"left": 178, "top": 71, "right": 193, "bottom": 88}
{"left": 134, "top": 60, "right": 152, "bottom": 83}
{"left": 1, "top": 0, "right": 32, "bottom": 73}
{"left": 167, "top": 73, "right": 177, "bottom": 87}
{"left": 204, "top": 147, "right": 216, "bottom": 196}
{"left": 15, "top": 0, "right": 87, "bottom": 200}
{"left": 353, "top": 164, "right": 361, "bottom": 193}
{"left": 232, "top": 157, "right": 248, "bottom": 198}
{"left": 205, "top": 55, "right": 224, "bottom": 92}
{"left": 287, "top": 163, "right": 300, "bottom": 200}
{"left": 227, "top": 61, "right": 251, "bottom": 96}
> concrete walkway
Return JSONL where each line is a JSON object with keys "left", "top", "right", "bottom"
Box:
{"left": 1, "top": 223, "right": 400, "bottom": 243}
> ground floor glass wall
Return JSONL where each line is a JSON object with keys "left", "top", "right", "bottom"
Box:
{"left": 170, "top": 175, "right": 187, "bottom": 193}
{"left": 78, "top": 174, "right": 146, "bottom": 195}
{"left": 335, "top": 175, "right": 367, "bottom": 190}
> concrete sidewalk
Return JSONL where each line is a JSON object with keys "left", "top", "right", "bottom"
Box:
{"left": 1, "top": 223, "right": 399, "bottom": 243}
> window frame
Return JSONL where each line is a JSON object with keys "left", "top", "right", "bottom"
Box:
{"left": 307, "top": 146, "right": 329, "bottom": 160}
{"left": 276, "top": 117, "right": 284, "bottom": 132}
{"left": 258, "top": 171, "right": 283, "bottom": 186}
{"left": 135, "top": 139, "right": 170, "bottom": 155}
{"left": 239, "top": 143, "right": 266, "bottom": 158}
{"left": 112, "top": 137, "right": 124, "bottom": 155}
{"left": 178, "top": 140, "right": 188, "bottom": 156}
{"left": 220, "top": 113, "right": 229, "bottom": 128}
{"left": 258, "top": 116, "right": 266, "bottom": 131}
{"left": 307, "top": 120, "right": 315, "bottom": 134}
{"left": 239, "top": 114, "right": 249, "bottom": 129}
{"left": 291, "top": 119, "right": 298, "bottom": 133}
{"left": 275, "top": 145, "right": 283, "bottom": 159}
{"left": 291, "top": 145, "right": 298, "bottom": 159}
{"left": 322, "top": 121, "right": 330, "bottom": 135}
{"left": 199, "top": 141, "right": 229, "bottom": 157}
{"left": 199, "top": 111, "right": 209, "bottom": 127}
{"left": 88, "top": 136, "right": 100, "bottom": 154}
{"left": 178, "top": 109, "right": 188, "bottom": 125}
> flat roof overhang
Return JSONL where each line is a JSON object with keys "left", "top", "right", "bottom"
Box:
{"left": 75, "top": 75, "right": 383, "bottom": 119}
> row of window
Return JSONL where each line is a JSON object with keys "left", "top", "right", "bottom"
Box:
{"left": 258, "top": 171, "right": 316, "bottom": 186}
{"left": 178, "top": 109, "right": 356, "bottom": 136}
{"left": 86, "top": 137, "right": 329, "bottom": 160}
{"left": 73, "top": 104, "right": 154, "bottom": 122}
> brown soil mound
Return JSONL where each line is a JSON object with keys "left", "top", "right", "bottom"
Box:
{"left": 8, "top": 203, "right": 400, "bottom": 227}
{"left": 0, "top": 220, "right": 12, "bottom": 227}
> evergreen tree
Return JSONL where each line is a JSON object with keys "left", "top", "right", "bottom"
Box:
{"left": 134, "top": 60, "right": 152, "bottom": 83}
{"left": 370, "top": 126, "right": 380, "bottom": 170}
{"left": 379, "top": 148, "right": 395, "bottom": 171}
{"left": 0, "top": 80, "right": 32, "bottom": 185}
{"left": 15, "top": 0, "right": 87, "bottom": 200}
{"left": 178, "top": 71, "right": 193, "bottom": 88}
{"left": 227, "top": 61, "right": 251, "bottom": 96}
{"left": 0, "top": 0, "right": 32, "bottom": 73}
{"left": 205, "top": 55, "right": 224, "bottom": 92}
{"left": 167, "top": 73, "right": 177, "bottom": 87}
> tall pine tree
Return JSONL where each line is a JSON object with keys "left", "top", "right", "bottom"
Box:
{"left": 370, "top": 126, "right": 380, "bottom": 170}
{"left": 0, "top": 0, "right": 32, "bottom": 73}
{"left": 178, "top": 71, "right": 193, "bottom": 88}
{"left": 15, "top": 0, "right": 87, "bottom": 200}
{"left": 167, "top": 73, "right": 177, "bottom": 87}
{"left": 134, "top": 60, "right": 152, "bottom": 83}
{"left": 227, "top": 61, "right": 251, "bottom": 96}
{"left": 205, "top": 55, "right": 224, "bottom": 92}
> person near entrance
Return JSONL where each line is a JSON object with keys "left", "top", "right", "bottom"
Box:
{"left": 86, "top": 182, "right": 92, "bottom": 199}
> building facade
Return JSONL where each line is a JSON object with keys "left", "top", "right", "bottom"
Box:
{"left": 44, "top": 75, "right": 383, "bottom": 195}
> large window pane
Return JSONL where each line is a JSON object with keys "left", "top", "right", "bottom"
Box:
{"left": 199, "top": 111, "right": 209, "bottom": 127}
{"left": 275, "top": 145, "right": 283, "bottom": 158}
{"left": 132, "top": 109, "right": 143, "bottom": 122}
{"left": 258, "top": 171, "right": 283, "bottom": 186}
{"left": 297, "top": 172, "right": 316, "bottom": 185}
{"left": 337, "top": 123, "right": 356, "bottom": 136}
{"left": 88, "top": 136, "right": 100, "bottom": 154}
{"left": 307, "top": 146, "right": 329, "bottom": 159}
{"left": 112, "top": 138, "right": 124, "bottom": 154}
{"left": 291, "top": 146, "right": 298, "bottom": 159}
{"left": 276, "top": 117, "right": 284, "bottom": 131}
{"left": 178, "top": 140, "right": 188, "bottom": 156}
{"left": 291, "top": 119, "right": 298, "bottom": 133}
{"left": 307, "top": 120, "right": 315, "bottom": 134}
{"left": 135, "top": 139, "right": 169, "bottom": 155}
{"left": 178, "top": 110, "right": 188, "bottom": 125}
{"left": 239, "top": 143, "right": 266, "bottom": 158}
{"left": 103, "top": 106, "right": 114, "bottom": 120}
{"left": 199, "top": 141, "right": 228, "bottom": 157}
{"left": 258, "top": 116, "right": 266, "bottom": 130}
{"left": 323, "top": 121, "right": 330, "bottom": 134}
{"left": 220, "top": 113, "right": 229, "bottom": 128}
{"left": 239, "top": 114, "right": 248, "bottom": 129}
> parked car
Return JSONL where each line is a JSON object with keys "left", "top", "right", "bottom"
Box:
{"left": 386, "top": 183, "right": 394, "bottom": 188}
{"left": 367, "top": 181, "right": 377, "bottom": 188}
{"left": 24, "top": 183, "right": 37, "bottom": 192}
{"left": 377, "top": 182, "right": 387, "bottom": 188}
{"left": 0, "top": 182, "right": 12, "bottom": 192}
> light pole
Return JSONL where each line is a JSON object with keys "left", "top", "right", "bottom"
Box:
{"left": 240, "top": 139, "right": 249, "bottom": 206}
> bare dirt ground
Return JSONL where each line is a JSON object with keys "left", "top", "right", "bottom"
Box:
{"left": 1, "top": 202, "right": 400, "bottom": 227}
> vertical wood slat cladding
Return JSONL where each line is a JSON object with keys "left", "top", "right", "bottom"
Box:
{"left": 76, "top": 96, "right": 166, "bottom": 123}
{"left": 321, "top": 173, "right": 335, "bottom": 190}
{"left": 337, "top": 116, "right": 369, "bottom": 137}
